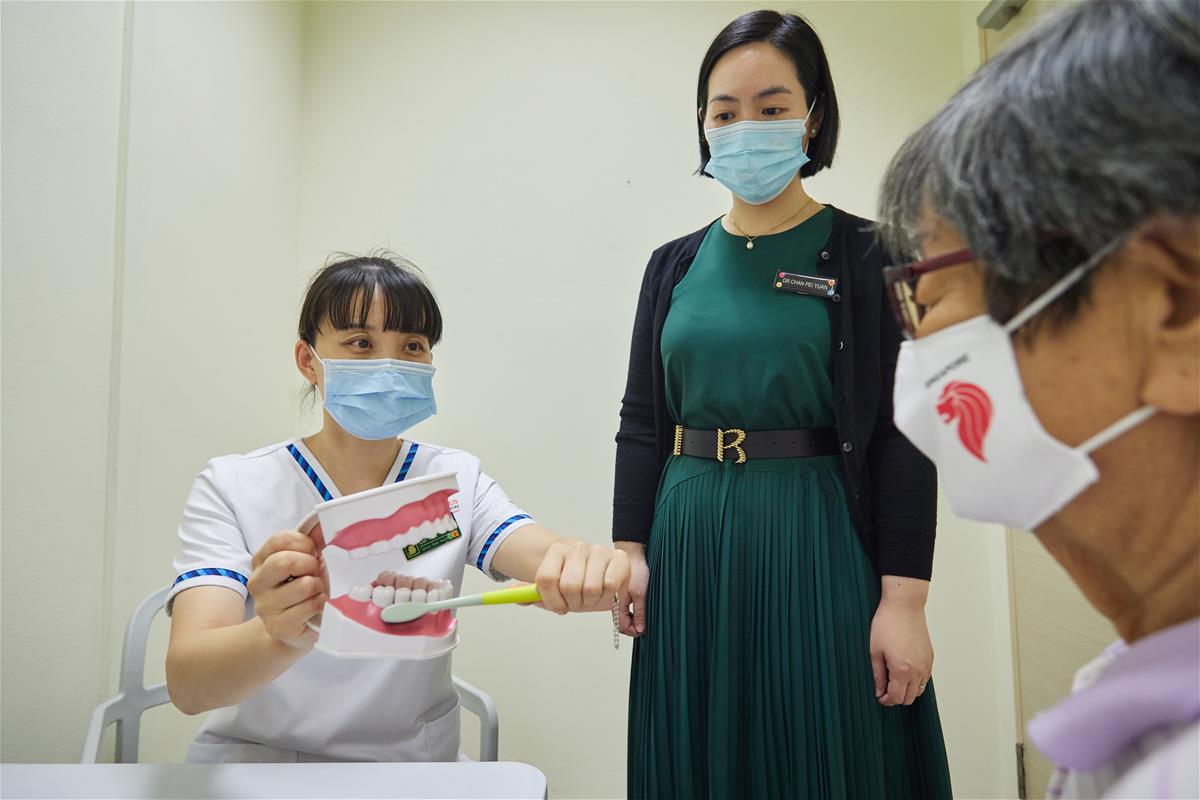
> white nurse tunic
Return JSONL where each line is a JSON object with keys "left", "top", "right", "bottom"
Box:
{"left": 167, "top": 437, "right": 534, "bottom": 763}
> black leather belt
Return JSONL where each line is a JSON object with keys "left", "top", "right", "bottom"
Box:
{"left": 673, "top": 425, "right": 840, "bottom": 464}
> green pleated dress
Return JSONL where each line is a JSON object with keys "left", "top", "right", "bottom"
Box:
{"left": 627, "top": 209, "right": 952, "bottom": 799}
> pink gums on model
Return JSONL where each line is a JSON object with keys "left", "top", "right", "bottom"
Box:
{"left": 326, "top": 488, "right": 458, "bottom": 551}
{"left": 327, "top": 596, "right": 456, "bottom": 637}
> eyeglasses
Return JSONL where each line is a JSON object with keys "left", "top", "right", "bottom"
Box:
{"left": 883, "top": 233, "right": 1079, "bottom": 340}
{"left": 882, "top": 247, "right": 977, "bottom": 340}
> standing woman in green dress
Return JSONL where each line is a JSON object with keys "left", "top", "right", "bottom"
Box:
{"left": 613, "top": 11, "right": 952, "bottom": 798}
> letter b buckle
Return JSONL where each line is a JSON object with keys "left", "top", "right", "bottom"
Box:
{"left": 716, "top": 428, "right": 747, "bottom": 464}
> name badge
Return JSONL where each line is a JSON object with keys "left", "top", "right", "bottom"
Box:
{"left": 774, "top": 271, "right": 838, "bottom": 298}
{"left": 404, "top": 526, "right": 462, "bottom": 560}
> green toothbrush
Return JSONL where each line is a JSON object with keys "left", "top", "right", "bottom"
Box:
{"left": 381, "top": 583, "right": 542, "bottom": 624}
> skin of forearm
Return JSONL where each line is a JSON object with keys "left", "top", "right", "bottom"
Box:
{"left": 488, "top": 524, "right": 560, "bottom": 584}
{"left": 880, "top": 575, "right": 930, "bottom": 609}
{"left": 166, "top": 616, "right": 307, "bottom": 715}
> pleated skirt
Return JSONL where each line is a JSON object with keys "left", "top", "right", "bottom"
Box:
{"left": 627, "top": 455, "right": 952, "bottom": 799}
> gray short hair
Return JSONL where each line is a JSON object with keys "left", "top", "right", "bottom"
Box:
{"left": 878, "top": 0, "right": 1200, "bottom": 325}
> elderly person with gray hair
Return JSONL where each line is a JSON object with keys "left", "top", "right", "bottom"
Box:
{"left": 876, "top": 0, "right": 1199, "bottom": 797}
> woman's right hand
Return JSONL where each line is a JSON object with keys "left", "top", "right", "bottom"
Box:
{"left": 614, "top": 541, "right": 649, "bottom": 636}
{"left": 246, "top": 531, "right": 328, "bottom": 651}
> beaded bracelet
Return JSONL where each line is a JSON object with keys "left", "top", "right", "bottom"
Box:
{"left": 611, "top": 594, "right": 620, "bottom": 650}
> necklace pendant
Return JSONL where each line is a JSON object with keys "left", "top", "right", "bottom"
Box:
{"left": 745, "top": 240, "right": 754, "bottom": 250}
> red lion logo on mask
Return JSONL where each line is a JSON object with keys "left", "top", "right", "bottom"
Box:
{"left": 936, "top": 381, "right": 993, "bottom": 462}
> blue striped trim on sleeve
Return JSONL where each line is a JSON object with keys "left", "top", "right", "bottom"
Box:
{"left": 287, "top": 443, "right": 333, "bottom": 502}
{"left": 173, "top": 567, "right": 249, "bottom": 587}
{"left": 395, "top": 442, "right": 419, "bottom": 482}
{"left": 476, "top": 514, "right": 532, "bottom": 570}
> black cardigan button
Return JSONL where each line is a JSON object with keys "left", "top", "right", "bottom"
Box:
{"left": 820, "top": 251, "right": 831, "bottom": 261}
{"left": 832, "top": 293, "right": 842, "bottom": 303}
{"left": 837, "top": 340, "right": 845, "bottom": 351}
{"left": 841, "top": 441, "right": 854, "bottom": 453}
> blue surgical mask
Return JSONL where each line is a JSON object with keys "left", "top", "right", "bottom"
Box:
{"left": 703, "top": 98, "right": 817, "bottom": 205}
{"left": 309, "top": 346, "right": 436, "bottom": 440}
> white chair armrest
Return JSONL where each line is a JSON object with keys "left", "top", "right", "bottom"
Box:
{"left": 453, "top": 675, "right": 499, "bottom": 762}
{"left": 81, "top": 694, "right": 124, "bottom": 764}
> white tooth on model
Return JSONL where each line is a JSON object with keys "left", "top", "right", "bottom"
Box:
{"left": 369, "top": 540, "right": 390, "bottom": 556}
{"left": 410, "top": 588, "right": 426, "bottom": 605}
{"left": 350, "top": 547, "right": 370, "bottom": 560}
{"left": 391, "top": 534, "right": 406, "bottom": 549}
{"left": 394, "top": 587, "right": 411, "bottom": 604}
{"left": 371, "top": 585, "right": 395, "bottom": 608}
{"left": 349, "top": 584, "right": 372, "bottom": 602}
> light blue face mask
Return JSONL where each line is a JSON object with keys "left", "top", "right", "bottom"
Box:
{"left": 309, "top": 346, "right": 436, "bottom": 441}
{"left": 703, "top": 97, "right": 817, "bottom": 205}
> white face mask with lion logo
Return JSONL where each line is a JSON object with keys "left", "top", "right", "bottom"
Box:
{"left": 891, "top": 257, "right": 1157, "bottom": 532}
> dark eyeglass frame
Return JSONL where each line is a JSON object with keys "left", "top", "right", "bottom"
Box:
{"left": 882, "top": 247, "right": 976, "bottom": 340}
{"left": 883, "top": 232, "right": 1074, "bottom": 339}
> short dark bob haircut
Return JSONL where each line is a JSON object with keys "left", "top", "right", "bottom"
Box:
{"left": 696, "top": 10, "right": 840, "bottom": 180}
{"left": 298, "top": 251, "right": 443, "bottom": 347}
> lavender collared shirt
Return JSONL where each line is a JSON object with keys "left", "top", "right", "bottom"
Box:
{"left": 1028, "top": 618, "right": 1200, "bottom": 799}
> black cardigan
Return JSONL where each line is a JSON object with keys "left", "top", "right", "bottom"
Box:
{"left": 612, "top": 206, "right": 937, "bottom": 581}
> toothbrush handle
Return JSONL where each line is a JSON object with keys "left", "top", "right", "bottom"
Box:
{"left": 480, "top": 583, "right": 542, "bottom": 606}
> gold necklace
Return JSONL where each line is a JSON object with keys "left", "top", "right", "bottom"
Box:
{"left": 728, "top": 196, "right": 818, "bottom": 251}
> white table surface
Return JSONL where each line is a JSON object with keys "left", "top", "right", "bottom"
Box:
{"left": 0, "top": 762, "right": 548, "bottom": 799}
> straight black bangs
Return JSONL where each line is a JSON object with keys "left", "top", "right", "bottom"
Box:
{"left": 298, "top": 253, "right": 444, "bottom": 346}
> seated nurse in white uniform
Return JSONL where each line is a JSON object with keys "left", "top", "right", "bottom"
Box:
{"left": 165, "top": 252, "right": 630, "bottom": 763}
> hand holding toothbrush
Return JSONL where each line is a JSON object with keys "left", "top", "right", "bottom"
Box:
{"left": 383, "top": 534, "right": 632, "bottom": 623}
{"left": 490, "top": 526, "right": 632, "bottom": 615}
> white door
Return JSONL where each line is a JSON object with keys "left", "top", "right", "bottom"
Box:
{"left": 1006, "top": 531, "right": 1115, "bottom": 797}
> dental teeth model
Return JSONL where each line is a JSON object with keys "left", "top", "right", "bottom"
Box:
{"left": 348, "top": 572, "right": 455, "bottom": 609}
{"left": 305, "top": 472, "right": 465, "bottom": 659}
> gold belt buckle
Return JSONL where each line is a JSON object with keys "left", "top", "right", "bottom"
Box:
{"left": 673, "top": 425, "right": 684, "bottom": 457}
{"left": 716, "top": 428, "right": 747, "bottom": 464}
